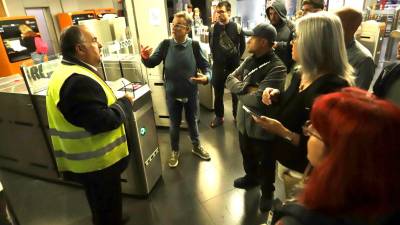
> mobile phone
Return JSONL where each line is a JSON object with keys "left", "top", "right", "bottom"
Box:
{"left": 242, "top": 105, "right": 262, "bottom": 118}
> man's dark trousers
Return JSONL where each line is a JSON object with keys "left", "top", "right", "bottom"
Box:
{"left": 166, "top": 92, "right": 200, "bottom": 151}
{"left": 64, "top": 157, "right": 128, "bottom": 225}
{"left": 212, "top": 61, "right": 239, "bottom": 118}
{"left": 238, "top": 132, "right": 275, "bottom": 197}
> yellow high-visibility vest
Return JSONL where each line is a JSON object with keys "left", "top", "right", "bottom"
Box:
{"left": 46, "top": 63, "right": 129, "bottom": 173}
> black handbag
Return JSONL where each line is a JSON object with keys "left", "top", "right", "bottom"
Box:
{"left": 218, "top": 30, "right": 239, "bottom": 58}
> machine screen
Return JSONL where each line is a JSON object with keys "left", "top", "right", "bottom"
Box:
{"left": 0, "top": 18, "right": 39, "bottom": 62}
{"left": 71, "top": 13, "right": 96, "bottom": 25}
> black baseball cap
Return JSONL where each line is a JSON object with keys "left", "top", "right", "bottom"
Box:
{"left": 243, "top": 23, "right": 277, "bottom": 43}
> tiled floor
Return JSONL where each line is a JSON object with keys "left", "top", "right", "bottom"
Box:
{"left": 0, "top": 95, "right": 270, "bottom": 225}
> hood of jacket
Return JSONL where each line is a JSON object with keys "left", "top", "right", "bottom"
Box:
{"left": 266, "top": 1, "right": 287, "bottom": 24}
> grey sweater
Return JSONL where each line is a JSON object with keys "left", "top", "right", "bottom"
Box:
{"left": 347, "top": 39, "right": 375, "bottom": 90}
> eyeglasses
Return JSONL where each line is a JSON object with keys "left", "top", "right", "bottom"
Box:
{"left": 216, "top": 10, "right": 227, "bottom": 14}
{"left": 172, "top": 23, "right": 188, "bottom": 30}
{"left": 302, "top": 120, "right": 322, "bottom": 141}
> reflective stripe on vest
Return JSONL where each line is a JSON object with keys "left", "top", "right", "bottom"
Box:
{"left": 48, "top": 128, "right": 92, "bottom": 139}
{"left": 46, "top": 63, "right": 129, "bottom": 173}
{"left": 53, "top": 135, "right": 127, "bottom": 160}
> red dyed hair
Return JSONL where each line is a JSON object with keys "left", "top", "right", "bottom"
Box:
{"left": 300, "top": 87, "right": 400, "bottom": 217}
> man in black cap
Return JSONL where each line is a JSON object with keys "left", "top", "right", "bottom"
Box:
{"left": 302, "top": 0, "right": 324, "bottom": 15}
{"left": 226, "top": 23, "right": 287, "bottom": 212}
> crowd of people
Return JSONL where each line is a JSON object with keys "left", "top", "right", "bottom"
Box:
{"left": 45, "top": 0, "right": 400, "bottom": 224}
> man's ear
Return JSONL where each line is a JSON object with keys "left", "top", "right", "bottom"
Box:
{"left": 263, "top": 39, "right": 270, "bottom": 48}
{"left": 75, "top": 43, "right": 85, "bottom": 55}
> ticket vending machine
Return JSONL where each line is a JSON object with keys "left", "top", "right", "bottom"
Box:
{"left": 0, "top": 16, "right": 39, "bottom": 77}
{"left": 88, "top": 8, "right": 117, "bottom": 19}
{"left": 56, "top": 11, "right": 96, "bottom": 31}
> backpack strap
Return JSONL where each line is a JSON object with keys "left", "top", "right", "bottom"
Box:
{"left": 191, "top": 40, "right": 201, "bottom": 69}
{"left": 209, "top": 24, "right": 214, "bottom": 50}
{"left": 160, "top": 39, "right": 170, "bottom": 80}
{"left": 160, "top": 39, "right": 171, "bottom": 62}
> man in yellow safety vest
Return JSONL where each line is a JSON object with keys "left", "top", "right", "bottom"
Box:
{"left": 46, "top": 25, "right": 133, "bottom": 225}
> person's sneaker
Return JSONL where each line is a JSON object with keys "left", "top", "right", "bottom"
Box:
{"left": 168, "top": 151, "right": 180, "bottom": 168}
{"left": 192, "top": 146, "right": 211, "bottom": 160}
{"left": 259, "top": 195, "right": 273, "bottom": 212}
{"left": 233, "top": 176, "right": 259, "bottom": 189}
{"left": 209, "top": 117, "right": 224, "bottom": 128}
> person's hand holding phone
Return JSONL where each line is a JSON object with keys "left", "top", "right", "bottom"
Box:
{"left": 262, "top": 87, "right": 280, "bottom": 105}
{"left": 242, "top": 105, "right": 262, "bottom": 118}
{"left": 252, "top": 115, "right": 282, "bottom": 135}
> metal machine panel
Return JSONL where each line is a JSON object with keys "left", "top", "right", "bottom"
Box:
{"left": 147, "top": 77, "right": 191, "bottom": 128}
{"left": 148, "top": 78, "right": 169, "bottom": 127}
{"left": 101, "top": 54, "right": 145, "bottom": 83}
{"left": 120, "top": 85, "right": 161, "bottom": 196}
{"left": 0, "top": 92, "right": 57, "bottom": 179}
{"left": 120, "top": 55, "right": 145, "bottom": 83}
{"left": 102, "top": 55, "right": 122, "bottom": 81}
{"left": 357, "top": 20, "right": 385, "bottom": 64}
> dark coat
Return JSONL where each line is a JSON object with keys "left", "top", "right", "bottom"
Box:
{"left": 272, "top": 73, "right": 349, "bottom": 172}
{"left": 58, "top": 55, "right": 132, "bottom": 135}
{"left": 226, "top": 51, "right": 287, "bottom": 140}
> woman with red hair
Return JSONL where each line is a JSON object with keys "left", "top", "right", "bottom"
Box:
{"left": 274, "top": 87, "right": 400, "bottom": 225}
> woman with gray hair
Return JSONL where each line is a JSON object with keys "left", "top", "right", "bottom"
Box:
{"left": 253, "top": 11, "right": 353, "bottom": 211}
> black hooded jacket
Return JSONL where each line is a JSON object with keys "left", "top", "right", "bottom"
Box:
{"left": 266, "top": 1, "right": 294, "bottom": 70}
